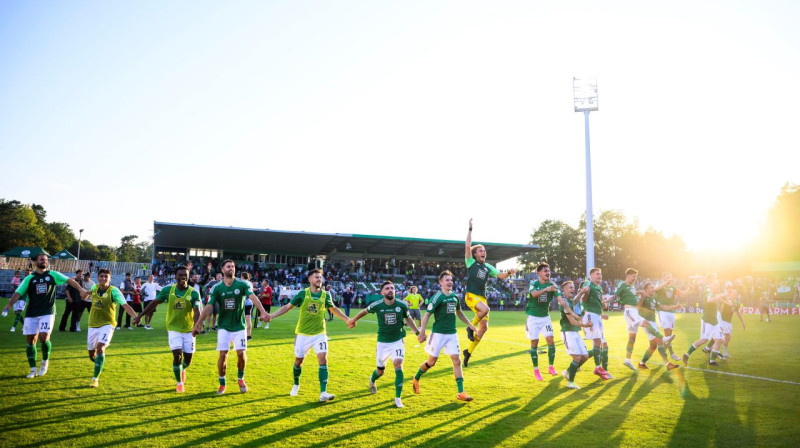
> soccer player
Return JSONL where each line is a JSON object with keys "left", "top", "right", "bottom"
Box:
{"left": 405, "top": 286, "right": 424, "bottom": 328}
{"left": 86, "top": 269, "right": 138, "bottom": 388}
{"left": 2, "top": 253, "right": 88, "bottom": 378}
{"left": 636, "top": 282, "right": 680, "bottom": 370}
{"left": 348, "top": 281, "right": 420, "bottom": 408}
{"left": 462, "top": 218, "right": 515, "bottom": 367}
{"left": 654, "top": 272, "right": 690, "bottom": 361}
{"left": 134, "top": 266, "right": 202, "bottom": 392}
{"left": 579, "top": 268, "right": 612, "bottom": 380}
{"left": 526, "top": 262, "right": 560, "bottom": 380}
{"left": 268, "top": 269, "right": 349, "bottom": 402}
{"left": 413, "top": 270, "right": 478, "bottom": 402}
{"left": 616, "top": 268, "right": 674, "bottom": 371}
{"left": 718, "top": 282, "right": 746, "bottom": 357}
{"left": 557, "top": 281, "right": 594, "bottom": 389}
{"left": 682, "top": 276, "right": 731, "bottom": 366}
{"left": 192, "top": 260, "right": 269, "bottom": 394}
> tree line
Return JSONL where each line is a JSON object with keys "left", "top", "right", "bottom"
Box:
{"left": 0, "top": 199, "right": 152, "bottom": 263}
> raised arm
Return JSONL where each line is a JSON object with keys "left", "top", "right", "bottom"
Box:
{"left": 465, "top": 218, "right": 473, "bottom": 260}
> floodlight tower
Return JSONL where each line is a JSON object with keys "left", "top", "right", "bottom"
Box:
{"left": 573, "top": 78, "right": 598, "bottom": 277}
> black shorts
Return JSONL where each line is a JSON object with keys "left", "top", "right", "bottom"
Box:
{"left": 143, "top": 301, "right": 155, "bottom": 313}
{"left": 245, "top": 304, "right": 253, "bottom": 315}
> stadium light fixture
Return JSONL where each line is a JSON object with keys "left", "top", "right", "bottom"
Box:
{"left": 77, "top": 229, "right": 84, "bottom": 261}
{"left": 573, "top": 77, "right": 598, "bottom": 276}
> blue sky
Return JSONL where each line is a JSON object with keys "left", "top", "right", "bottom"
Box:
{"left": 1, "top": 1, "right": 798, "bottom": 254}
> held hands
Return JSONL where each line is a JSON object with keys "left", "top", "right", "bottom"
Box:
{"left": 601, "top": 314, "right": 609, "bottom": 320}
{"left": 132, "top": 316, "right": 141, "bottom": 326}
{"left": 417, "top": 331, "right": 427, "bottom": 343}
{"left": 260, "top": 313, "right": 270, "bottom": 323}
{"left": 584, "top": 320, "right": 594, "bottom": 328}
{"left": 347, "top": 319, "right": 356, "bottom": 329}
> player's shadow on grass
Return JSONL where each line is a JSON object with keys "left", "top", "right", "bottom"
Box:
{"left": 414, "top": 349, "right": 530, "bottom": 380}
{"left": 666, "top": 368, "right": 756, "bottom": 447}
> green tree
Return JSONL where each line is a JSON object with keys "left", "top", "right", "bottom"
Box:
{"left": 97, "top": 245, "right": 116, "bottom": 261}
{"left": 519, "top": 219, "right": 585, "bottom": 277}
{"left": 116, "top": 235, "right": 139, "bottom": 262}
{"left": 0, "top": 199, "right": 48, "bottom": 251}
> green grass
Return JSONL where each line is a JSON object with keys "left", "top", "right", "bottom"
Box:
{"left": 1, "top": 298, "right": 799, "bottom": 447}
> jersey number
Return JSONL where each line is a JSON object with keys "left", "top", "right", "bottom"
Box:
{"left": 319, "top": 342, "right": 327, "bottom": 351}
{"left": 545, "top": 325, "right": 552, "bottom": 332}
{"left": 395, "top": 349, "right": 403, "bottom": 357}
{"left": 39, "top": 321, "right": 50, "bottom": 331}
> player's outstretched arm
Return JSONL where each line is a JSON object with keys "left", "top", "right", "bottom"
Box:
{"left": 349, "top": 309, "right": 368, "bottom": 328}
{"left": 497, "top": 269, "right": 516, "bottom": 280}
{"left": 134, "top": 300, "right": 160, "bottom": 326}
{"left": 465, "top": 219, "right": 473, "bottom": 260}
{"left": 404, "top": 317, "right": 420, "bottom": 335}
{"left": 193, "top": 304, "right": 214, "bottom": 334}
{"left": 2, "top": 293, "right": 21, "bottom": 313}
{"left": 269, "top": 304, "right": 295, "bottom": 320}
{"left": 330, "top": 306, "right": 349, "bottom": 323}
{"left": 66, "top": 278, "right": 88, "bottom": 298}
{"left": 122, "top": 303, "right": 138, "bottom": 320}
{"left": 417, "top": 312, "right": 431, "bottom": 343}
{"left": 250, "top": 293, "right": 270, "bottom": 322}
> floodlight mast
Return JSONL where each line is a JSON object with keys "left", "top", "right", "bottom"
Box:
{"left": 573, "top": 78, "right": 598, "bottom": 278}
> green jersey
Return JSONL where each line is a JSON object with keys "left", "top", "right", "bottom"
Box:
{"left": 290, "top": 288, "right": 334, "bottom": 336}
{"left": 527, "top": 280, "right": 561, "bottom": 317}
{"left": 465, "top": 257, "right": 499, "bottom": 297}
{"left": 559, "top": 295, "right": 581, "bottom": 332}
{"left": 583, "top": 281, "right": 604, "bottom": 315}
{"left": 15, "top": 270, "right": 70, "bottom": 317}
{"left": 157, "top": 285, "right": 202, "bottom": 333}
{"left": 88, "top": 285, "right": 126, "bottom": 328}
{"left": 638, "top": 294, "right": 659, "bottom": 322}
{"left": 720, "top": 296, "right": 739, "bottom": 323}
{"left": 701, "top": 287, "right": 718, "bottom": 325}
{"left": 615, "top": 282, "right": 639, "bottom": 307}
{"left": 426, "top": 290, "right": 461, "bottom": 334}
{"left": 367, "top": 298, "right": 409, "bottom": 343}
{"left": 208, "top": 279, "right": 252, "bottom": 332}
{"left": 655, "top": 284, "right": 677, "bottom": 308}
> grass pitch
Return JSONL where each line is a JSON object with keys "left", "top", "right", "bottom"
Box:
{"left": 1, "top": 299, "right": 799, "bottom": 447}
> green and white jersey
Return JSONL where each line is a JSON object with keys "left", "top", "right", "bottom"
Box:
{"left": 89, "top": 285, "right": 126, "bottom": 328}
{"left": 615, "top": 282, "right": 639, "bottom": 307}
{"left": 367, "top": 299, "right": 409, "bottom": 343}
{"left": 655, "top": 284, "right": 677, "bottom": 308}
{"left": 559, "top": 296, "right": 581, "bottom": 332}
{"left": 583, "top": 281, "right": 604, "bottom": 315}
{"left": 465, "top": 257, "right": 499, "bottom": 297}
{"left": 15, "top": 270, "right": 70, "bottom": 317}
{"left": 720, "top": 297, "right": 739, "bottom": 323}
{"left": 638, "top": 294, "right": 659, "bottom": 322}
{"left": 208, "top": 279, "right": 252, "bottom": 332}
{"left": 290, "top": 288, "right": 334, "bottom": 336}
{"left": 426, "top": 290, "right": 461, "bottom": 335}
{"left": 157, "top": 285, "right": 202, "bottom": 333}
{"left": 701, "top": 287, "right": 718, "bottom": 325}
{"left": 527, "top": 280, "right": 561, "bottom": 317}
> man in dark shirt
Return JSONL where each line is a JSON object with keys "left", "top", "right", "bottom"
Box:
{"left": 59, "top": 270, "right": 83, "bottom": 332}
{"left": 342, "top": 287, "right": 354, "bottom": 317}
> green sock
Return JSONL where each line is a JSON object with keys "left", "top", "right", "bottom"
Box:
{"left": 26, "top": 344, "right": 37, "bottom": 368}
{"left": 394, "top": 369, "right": 403, "bottom": 398}
{"left": 455, "top": 377, "right": 464, "bottom": 393}
{"left": 370, "top": 370, "right": 380, "bottom": 383}
{"left": 172, "top": 365, "right": 182, "bottom": 383}
{"left": 687, "top": 345, "right": 697, "bottom": 355}
{"left": 182, "top": 361, "right": 189, "bottom": 370}
{"left": 41, "top": 340, "right": 51, "bottom": 361}
{"left": 237, "top": 370, "right": 245, "bottom": 380}
{"left": 626, "top": 341, "right": 635, "bottom": 358}
{"left": 529, "top": 348, "right": 539, "bottom": 368}
{"left": 319, "top": 366, "right": 328, "bottom": 393}
{"left": 645, "top": 325, "right": 664, "bottom": 339}
{"left": 711, "top": 351, "right": 719, "bottom": 360}
{"left": 601, "top": 347, "right": 609, "bottom": 371}
{"left": 706, "top": 340, "right": 714, "bottom": 349}
{"left": 568, "top": 361, "right": 579, "bottom": 381}
{"left": 592, "top": 346, "right": 601, "bottom": 367}
{"left": 414, "top": 367, "right": 426, "bottom": 381}
{"left": 93, "top": 354, "right": 105, "bottom": 377}
{"left": 547, "top": 345, "right": 555, "bottom": 366}
{"left": 657, "top": 345, "right": 667, "bottom": 360}
{"left": 219, "top": 376, "right": 226, "bottom": 386}
{"left": 642, "top": 351, "right": 652, "bottom": 363}
{"left": 293, "top": 365, "right": 302, "bottom": 385}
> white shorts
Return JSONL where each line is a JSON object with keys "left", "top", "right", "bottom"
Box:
{"left": 294, "top": 333, "right": 328, "bottom": 358}
{"left": 217, "top": 329, "right": 247, "bottom": 351}
{"left": 658, "top": 311, "right": 675, "bottom": 330}
{"left": 23, "top": 314, "right": 55, "bottom": 336}
{"left": 525, "top": 315, "right": 554, "bottom": 340}
{"left": 582, "top": 312, "right": 605, "bottom": 341}
{"left": 376, "top": 340, "right": 405, "bottom": 368}
{"left": 88, "top": 325, "right": 115, "bottom": 350}
{"left": 168, "top": 331, "right": 196, "bottom": 353}
{"left": 624, "top": 307, "right": 645, "bottom": 333}
{"left": 700, "top": 320, "right": 723, "bottom": 341}
{"left": 562, "top": 331, "right": 588, "bottom": 356}
{"left": 425, "top": 332, "right": 460, "bottom": 357}
{"left": 718, "top": 320, "right": 733, "bottom": 335}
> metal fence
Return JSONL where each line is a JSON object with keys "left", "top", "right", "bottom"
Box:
{"left": 0, "top": 257, "right": 150, "bottom": 278}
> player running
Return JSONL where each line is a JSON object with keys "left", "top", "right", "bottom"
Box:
{"left": 557, "top": 281, "right": 594, "bottom": 389}
{"left": 526, "top": 262, "right": 560, "bottom": 380}
{"left": 134, "top": 266, "right": 202, "bottom": 392}
{"left": 348, "top": 281, "right": 420, "bottom": 408}
{"left": 636, "top": 282, "right": 681, "bottom": 370}
{"left": 413, "top": 270, "right": 478, "bottom": 402}
{"left": 2, "top": 252, "right": 88, "bottom": 378}
{"left": 86, "top": 269, "right": 138, "bottom": 387}
{"left": 268, "top": 269, "right": 349, "bottom": 402}
{"left": 682, "top": 275, "right": 731, "bottom": 366}
{"left": 718, "top": 281, "right": 746, "bottom": 358}
{"left": 462, "top": 218, "right": 516, "bottom": 367}
{"left": 579, "top": 268, "right": 612, "bottom": 380}
{"left": 193, "top": 260, "right": 269, "bottom": 394}
{"left": 616, "top": 268, "right": 674, "bottom": 372}
{"left": 654, "top": 272, "right": 690, "bottom": 361}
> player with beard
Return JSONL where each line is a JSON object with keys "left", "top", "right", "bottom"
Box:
{"left": 525, "top": 262, "right": 560, "bottom": 380}
{"left": 636, "top": 282, "right": 681, "bottom": 370}
{"left": 556, "top": 281, "right": 594, "bottom": 389}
